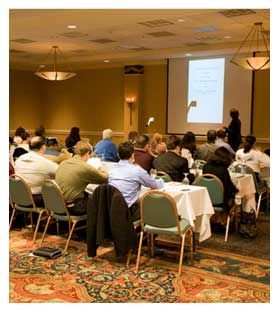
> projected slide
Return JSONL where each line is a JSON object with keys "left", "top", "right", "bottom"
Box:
{"left": 187, "top": 58, "right": 225, "bottom": 123}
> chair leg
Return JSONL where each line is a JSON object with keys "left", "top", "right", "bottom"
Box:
{"left": 256, "top": 193, "right": 262, "bottom": 219}
{"left": 64, "top": 221, "right": 77, "bottom": 253}
{"left": 32, "top": 211, "right": 45, "bottom": 245}
{"left": 56, "top": 221, "right": 60, "bottom": 235}
{"left": 189, "top": 229, "right": 193, "bottom": 264}
{"left": 126, "top": 249, "right": 132, "bottom": 268}
{"left": 151, "top": 233, "right": 155, "bottom": 257}
{"left": 225, "top": 215, "right": 230, "bottom": 242}
{"left": 9, "top": 209, "right": 16, "bottom": 231}
{"left": 135, "top": 231, "right": 144, "bottom": 273}
{"left": 178, "top": 233, "right": 186, "bottom": 277}
{"left": 40, "top": 216, "right": 51, "bottom": 246}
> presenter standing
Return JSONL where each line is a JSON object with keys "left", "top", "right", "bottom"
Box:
{"left": 224, "top": 108, "right": 242, "bottom": 152}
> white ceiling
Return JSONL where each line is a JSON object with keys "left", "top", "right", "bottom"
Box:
{"left": 10, "top": 9, "right": 270, "bottom": 70}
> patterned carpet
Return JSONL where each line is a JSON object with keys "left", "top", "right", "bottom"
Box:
{"left": 9, "top": 229, "right": 270, "bottom": 303}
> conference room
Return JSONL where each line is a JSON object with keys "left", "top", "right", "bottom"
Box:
{"left": 9, "top": 9, "right": 270, "bottom": 303}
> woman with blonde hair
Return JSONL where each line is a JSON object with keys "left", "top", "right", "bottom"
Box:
{"left": 150, "top": 133, "right": 167, "bottom": 156}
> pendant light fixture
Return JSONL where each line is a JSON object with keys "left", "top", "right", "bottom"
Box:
{"left": 230, "top": 22, "right": 270, "bottom": 70}
{"left": 35, "top": 45, "right": 76, "bottom": 81}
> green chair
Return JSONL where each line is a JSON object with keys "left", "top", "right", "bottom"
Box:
{"left": 40, "top": 180, "right": 87, "bottom": 253}
{"left": 194, "top": 174, "right": 237, "bottom": 242}
{"left": 156, "top": 171, "right": 172, "bottom": 182}
{"left": 234, "top": 164, "right": 269, "bottom": 218}
{"left": 135, "top": 190, "right": 193, "bottom": 276}
{"left": 9, "top": 174, "right": 48, "bottom": 245}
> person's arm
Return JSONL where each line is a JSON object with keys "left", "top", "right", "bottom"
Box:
{"left": 137, "top": 167, "right": 164, "bottom": 189}
{"left": 45, "top": 158, "right": 59, "bottom": 178}
{"left": 257, "top": 150, "right": 270, "bottom": 168}
{"left": 83, "top": 163, "right": 109, "bottom": 184}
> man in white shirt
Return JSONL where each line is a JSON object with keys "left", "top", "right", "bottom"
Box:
{"left": 15, "top": 136, "right": 58, "bottom": 206}
{"left": 109, "top": 141, "right": 164, "bottom": 221}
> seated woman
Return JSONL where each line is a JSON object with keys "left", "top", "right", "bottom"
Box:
{"left": 180, "top": 131, "right": 196, "bottom": 169}
{"left": 235, "top": 135, "right": 270, "bottom": 189}
{"left": 203, "top": 147, "right": 238, "bottom": 213}
{"left": 65, "top": 127, "right": 81, "bottom": 153}
{"left": 150, "top": 133, "right": 167, "bottom": 157}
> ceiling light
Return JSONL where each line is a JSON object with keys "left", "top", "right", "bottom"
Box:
{"left": 104, "top": 60, "right": 110, "bottom": 63}
{"left": 230, "top": 22, "right": 270, "bottom": 70}
{"left": 67, "top": 25, "right": 77, "bottom": 29}
{"left": 34, "top": 45, "right": 76, "bottom": 81}
{"left": 185, "top": 53, "right": 192, "bottom": 57}
{"left": 224, "top": 35, "right": 232, "bottom": 39}
{"left": 177, "top": 19, "right": 185, "bottom": 22}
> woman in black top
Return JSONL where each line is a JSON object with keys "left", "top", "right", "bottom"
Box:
{"left": 203, "top": 147, "right": 238, "bottom": 212}
{"left": 65, "top": 127, "right": 81, "bottom": 153}
{"left": 225, "top": 108, "right": 242, "bottom": 152}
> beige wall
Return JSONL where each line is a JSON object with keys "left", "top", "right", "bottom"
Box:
{"left": 10, "top": 64, "right": 270, "bottom": 148}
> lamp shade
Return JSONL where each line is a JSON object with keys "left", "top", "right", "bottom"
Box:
{"left": 35, "top": 71, "right": 76, "bottom": 81}
{"left": 230, "top": 22, "right": 270, "bottom": 71}
{"left": 35, "top": 46, "right": 76, "bottom": 81}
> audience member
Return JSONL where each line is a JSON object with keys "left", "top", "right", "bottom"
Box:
{"left": 203, "top": 147, "right": 238, "bottom": 212}
{"left": 65, "top": 127, "right": 81, "bottom": 153}
{"left": 215, "top": 129, "right": 235, "bottom": 158}
{"left": 150, "top": 132, "right": 167, "bottom": 156}
{"left": 128, "top": 131, "right": 138, "bottom": 145}
{"left": 43, "top": 138, "right": 71, "bottom": 164}
{"left": 195, "top": 130, "right": 218, "bottom": 161}
{"left": 153, "top": 135, "right": 193, "bottom": 182}
{"left": 94, "top": 129, "right": 118, "bottom": 162}
{"left": 235, "top": 135, "right": 270, "bottom": 187}
{"left": 224, "top": 108, "right": 242, "bottom": 152}
{"left": 109, "top": 141, "right": 164, "bottom": 221}
{"left": 134, "top": 134, "right": 154, "bottom": 173}
{"left": 13, "top": 131, "right": 30, "bottom": 161}
{"left": 13, "top": 126, "right": 25, "bottom": 145}
{"left": 35, "top": 125, "right": 46, "bottom": 140}
{"left": 56, "top": 141, "right": 108, "bottom": 215}
{"left": 15, "top": 136, "right": 58, "bottom": 206}
{"left": 180, "top": 131, "right": 196, "bottom": 168}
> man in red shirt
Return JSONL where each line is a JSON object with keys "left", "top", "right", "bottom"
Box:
{"left": 134, "top": 134, "right": 154, "bottom": 173}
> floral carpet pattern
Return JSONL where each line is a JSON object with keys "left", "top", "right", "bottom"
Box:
{"left": 9, "top": 229, "right": 270, "bottom": 303}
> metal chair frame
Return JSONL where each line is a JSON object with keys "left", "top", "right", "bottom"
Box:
{"left": 194, "top": 173, "right": 238, "bottom": 242}
{"left": 135, "top": 190, "right": 193, "bottom": 276}
{"left": 9, "top": 174, "right": 48, "bottom": 245}
{"left": 40, "top": 179, "right": 87, "bottom": 253}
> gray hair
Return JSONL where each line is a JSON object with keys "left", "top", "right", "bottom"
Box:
{"left": 103, "top": 129, "right": 113, "bottom": 140}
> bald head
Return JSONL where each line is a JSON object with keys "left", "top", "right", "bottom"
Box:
{"left": 30, "top": 136, "right": 46, "bottom": 152}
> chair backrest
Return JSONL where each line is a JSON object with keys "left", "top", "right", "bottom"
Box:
{"left": 234, "top": 164, "right": 259, "bottom": 192}
{"left": 9, "top": 174, "right": 35, "bottom": 208}
{"left": 41, "top": 180, "right": 68, "bottom": 216}
{"left": 193, "top": 174, "right": 224, "bottom": 205}
{"left": 140, "top": 190, "right": 180, "bottom": 231}
{"left": 156, "top": 171, "right": 172, "bottom": 182}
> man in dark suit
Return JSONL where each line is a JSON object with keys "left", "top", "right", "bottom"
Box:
{"left": 153, "top": 135, "right": 191, "bottom": 182}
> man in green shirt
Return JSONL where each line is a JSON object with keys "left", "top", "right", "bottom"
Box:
{"left": 56, "top": 141, "right": 108, "bottom": 215}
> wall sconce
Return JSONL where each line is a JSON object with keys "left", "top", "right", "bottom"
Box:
{"left": 126, "top": 97, "right": 135, "bottom": 126}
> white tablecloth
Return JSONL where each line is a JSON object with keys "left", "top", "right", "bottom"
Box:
{"left": 86, "top": 181, "right": 215, "bottom": 242}
{"left": 230, "top": 173, "right": 256, "bottom": 212}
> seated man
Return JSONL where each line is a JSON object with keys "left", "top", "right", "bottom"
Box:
{"left": 94, "top": 129, "right": 119, "bottom": 162}
{"left": 134, "top": 134, "right": 154, "bottom": 173}
{"left": 13, "top": 131, "right": 30, "bottom": 161}
{"left": 195, "top": 130, "right": 218, "bottom": 161}
{"left": 215, "top": 129, "right": 235, "bottom": 158}
{"left": 109, "top": 141, "right": 164, "bottom": 221}
{"left": 153, "top": 135, "right": 192, "bottom": 182}
{"left": 56, "top": 141, "right": 108, "bottom": 215}
{"left": 15, "top": 136, "right": 58, "bottom": 206}
{"left": 43, "top": 138, "right": 71, "bottom": 164}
